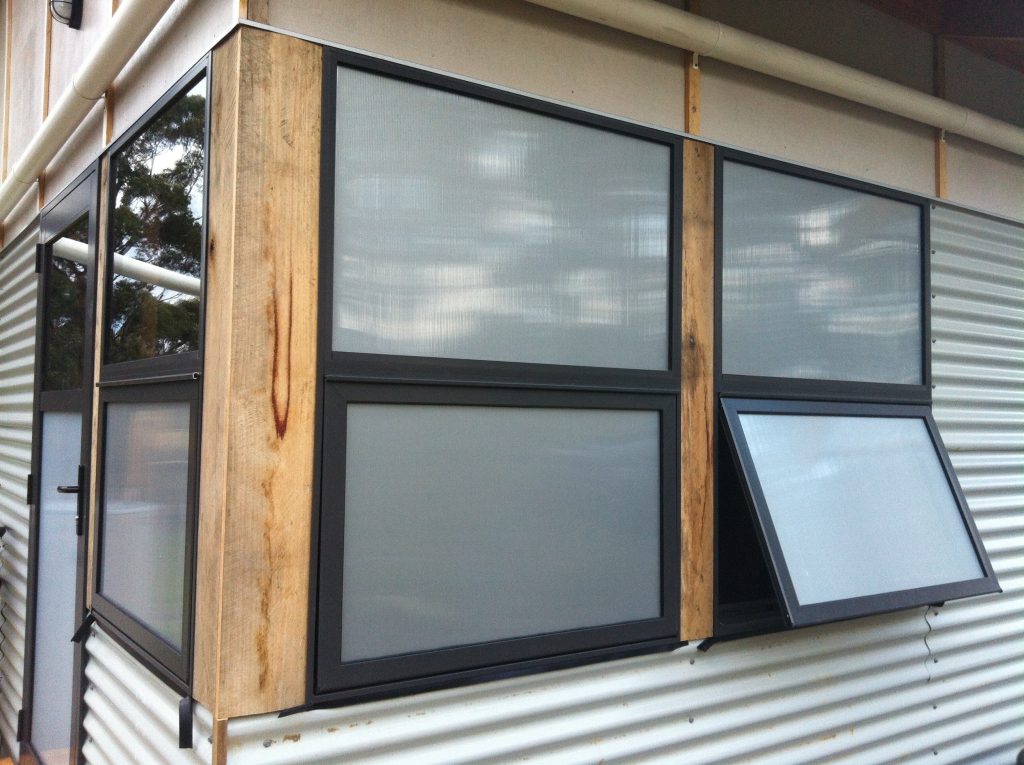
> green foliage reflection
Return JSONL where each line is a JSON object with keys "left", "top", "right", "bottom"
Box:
{"left": 108, "top": 79, "right": 205, "bottom": 363}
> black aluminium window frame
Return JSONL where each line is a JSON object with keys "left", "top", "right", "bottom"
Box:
{"left": 90, "top": 55, "right": 211, "bottom": 693}
{"left": 101, "top": 56, "right": 211, "bottom": 384}
{"left": 720, "top": 397, "right": 1000, "bottom": 628}
{"left": 23, "top": 162, "right": 99, "bottom": 765}
{"left": 310, "top": 47, "right": 684, "bottom": 706}
{"left": 714, "top": 147, "right": 933, "bottom": 407}
{"left": 712, "top": 148, "right": 999, "bottom": 637}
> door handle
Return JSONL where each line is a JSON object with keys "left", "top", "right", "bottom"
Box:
{"left": 56, "top": 485, "right": 81, "bottom": 494}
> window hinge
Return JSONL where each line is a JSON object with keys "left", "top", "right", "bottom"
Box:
{"left": 179, "top": 696, "right": 194, "bottom": 749}
{"left": 34, "top": 243, "right": 44, "bottom": 274}
{"left": 16, "top": 708, "right": 25, "bottom": 742}
{"left": 26, "top": 472, "right": 33, "bottom": 505}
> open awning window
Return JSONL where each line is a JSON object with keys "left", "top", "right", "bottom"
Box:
{"left": 721, "top": 397, "right": 1000, "bottom": 628}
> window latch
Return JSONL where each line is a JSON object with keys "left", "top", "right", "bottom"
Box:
{"left": 57, "top": 465, "right": 87, "bottom": 535}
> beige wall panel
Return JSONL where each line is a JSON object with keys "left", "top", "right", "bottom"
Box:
{"left": 4, "top": 182, "right": 38, "bottom": 242}
{"left": 944, "top": 42, "right": 1024, "bottom": 129}
{"left": 267, "top": 0, "right": 686, "bottom": 131}
{"left": 6, "top": 2, "right": 46, "bottom": 172}
{"left": 701, "top": 0, "right": 933, "bottom": 93}
{"left": 47, "top": 0, "right": 113, "bottom": 116}
{"left": 946, "top": 136, "right": 1024, "bottom": 222}
{"left": 112, "top": 0, "right": 234, "bottom": 140}
{"left": 43, "top": 101, "right": 104, "bottom": 202}
{"left": 700, "top": 60, "right": 935, "bottom": 195}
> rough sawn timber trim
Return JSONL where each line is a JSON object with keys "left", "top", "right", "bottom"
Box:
{"left": 680, "top": 138, "right": 714, "bottom": 640}
{"left": 194, "top": 26, "right": 320, "bottom": 718}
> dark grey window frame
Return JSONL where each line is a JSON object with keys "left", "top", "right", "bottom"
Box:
{"left": 22, "top": 162, "right": 99, "bottom": 765}
{"left": 310, "top": 48, "right": 684, "bottom": 706}
{"left": 91, "top": 56, "right": 211, "bottom": 692}
{"left": 713, "top": 148, "right": 1000, "bottom": 637}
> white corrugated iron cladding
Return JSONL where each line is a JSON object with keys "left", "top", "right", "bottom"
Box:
{"left": 218, "top": 204, "right": 1024, "bottom": 764}
{"left": 0, "top": 228, "right": 38, "bottom": 752}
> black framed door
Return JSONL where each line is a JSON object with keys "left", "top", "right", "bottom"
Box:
{"left": 22, "top": 166, "right": 98, "bottom": 765}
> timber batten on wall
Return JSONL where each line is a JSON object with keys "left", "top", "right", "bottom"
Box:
{"left": 681, "top": 139, "right": 715, "bottom": 639}
{"left": 195, "top": 26, "right": 320, "bottom": 719}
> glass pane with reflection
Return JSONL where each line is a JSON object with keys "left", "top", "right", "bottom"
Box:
{"left": 43, "top": 213, "right": 90, "bottom": 390}
{"left": 737, "top": 412, "right": 983, "bottom": 605}
{"left": 108, "top": 77, "right": 205, "bottom": 364}
{"left": 721, "top": 161, "right": 922, "bottom": 384}
{"left": 333, "top": 67, "right": 672, "bottom": 370}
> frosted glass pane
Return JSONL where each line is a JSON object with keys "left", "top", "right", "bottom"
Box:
{"left": 738, "top": 413, "right": 984, "bottom": 605}
{"left": 722, "top": 162, "right": 922, "bottom": 383}
{"left": 340, "top": 404, "right": 662, "bottom": 661}
{"left": 100, "top": 402, "right": 190, "bottom": 647}
{"left": 31, "top": 412, "right": 80, "bottom": 764}
{"left": 333, "top": 67, "right": 671, "bottom": 370}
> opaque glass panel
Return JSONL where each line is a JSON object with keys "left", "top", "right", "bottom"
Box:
{"left": 31, "top": 412, "right": 80, "bottom": 764}
{"left": 108, "top": 78, "right": 205, "bottom": 364}
{"left": 737, "top": 413, "right": 984, "bottom": 605}
{"left": 43, "top": 213, "right": 90, "bottom": 391}
{"left": 722, "top": 162, "right": 922, "bottom": 383}
{"left": 100, "top": 401, "right": 190, "bottom": 647}
{"left": 340, "top": 404, "right": 662, "bottom": 661}
{"left": 333, "top": 67, "right": 671, "bottom": 370}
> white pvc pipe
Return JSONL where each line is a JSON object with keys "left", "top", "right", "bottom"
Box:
{"left": 52, "top": 237, "right": 200, "bottom": 297}
{"left": 522, "top": 0, "right": 1024, "bottom": 157}
{"left": 0, "top": 0, "right": 176, "bottom": 223}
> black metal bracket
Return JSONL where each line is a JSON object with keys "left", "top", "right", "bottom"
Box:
{"left": 34, "top": 243, "right": 44, "bottom": 274}
{"left": 71, "top": 611, "right": 96, "bottom": 644}
{"left": 16, "top": 708, "right": 25, "bottom": 741}
{"left": 696, "top": 638, "right": 718, "bottom": 653}
{"left": 179, "top": 696, "right": 194, "bottom": 749}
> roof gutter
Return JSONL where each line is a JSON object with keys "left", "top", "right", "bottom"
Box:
{"left": 521, "top": 0, "right": 1024, "bottom": 157}
{"left": 0, "top": 0, "right": 176, "bottom": 224}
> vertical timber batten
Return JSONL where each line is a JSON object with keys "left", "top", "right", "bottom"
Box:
{"left": 681, "top": 138, "right": 714, "bottom": 639}
{"left": 195, "top": 27, "right": 320, "bottom": 718}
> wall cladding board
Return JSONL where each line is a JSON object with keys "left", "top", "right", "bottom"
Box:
{"left": 46, "top": 0, "right": 113, "bottom": 116}
{"left": 4, "top": 2, "right": 45, "bottom": 175}
{"left": 945, "top": 136, "right": 1024, "bottom": 224}
{"left": 700, "top": 0, "right": 934, "bottom": 93}
{"left": 944, "top": 41, "right": 1024, "bottom": 130}
{"left": 42, "top": 103, "right": 104, "bottom": 208}
{"left": 0, "top": 228, "right": 38, "bottom": 755}
{"left": 110, "top": 0, "right": 234, "bottom": 140}
{"left": 698, "top": 59, "right": 935, "bottom": 196}
{"left": 266, "top": 0, "right": 686, "bottom": 132}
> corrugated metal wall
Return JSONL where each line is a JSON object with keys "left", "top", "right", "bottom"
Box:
{"left": 0, "top": 227, "right": 38, "bottom": 754}
{"left": 81, "top": 627, "right": 213, "bottom": 764}
{"left": 221, "top": 205, "right": 1024, "bottom": 764}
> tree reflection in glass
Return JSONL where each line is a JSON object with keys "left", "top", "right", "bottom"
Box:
{"left": 43, "top": 213, "right": 90, "bottom": 391}
{"left": 108, "top": 78, "right": 205, "bottom": 364}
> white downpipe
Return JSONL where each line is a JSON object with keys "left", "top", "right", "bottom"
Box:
{"left": 0, "top": 0, "right": 176, "bottom": 224}
{"left": 52, "top": 238, "right": 200, "bottom": 297}
{"left": 522, "top": 0, "right": 1024, "bottom": 157}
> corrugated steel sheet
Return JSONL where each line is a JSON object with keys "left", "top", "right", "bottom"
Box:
{"left": 81, "top": 627, "right": 213, "bottom": 764}
{"left": 0, "top": 227, "right": 38, "bottom": 754}
{"left": 221, "top": 205, "right": 1024, "bottom": 763}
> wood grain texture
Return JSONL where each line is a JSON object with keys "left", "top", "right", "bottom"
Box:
{"left": 680, "top": 138, "right": 715, "bottom": 640}
{"left": 684, "top": 52, "right": 700, "bottom": 134}
{"left": 86, "top": 156, "right": 110, "bottom": 608}
{"left": 246, "top": 0, "right": 271, "bottom": 24}
{"left": 194, "top": 26, "right": 320, "bottom": 719}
